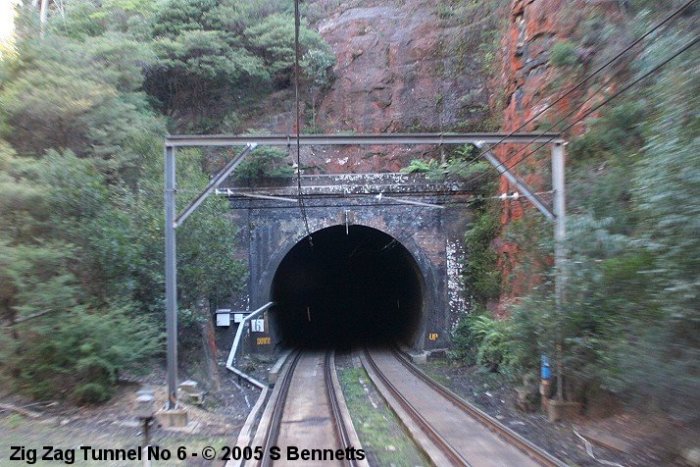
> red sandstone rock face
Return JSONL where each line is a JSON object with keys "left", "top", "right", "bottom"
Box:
{"left": 496, "top": 0, "right": 623, "bottom": 206}
{"left": 494, "top": 0, "right": 625, "bottom": 306}
{"left": 247, "top": 0, "right": 493, "bottom": 173}
{"left": 495, "top": 0, "right": 580, "bottom": 308}
{"left": 317, "top": 3, "right": 467, "bottom": 135}
{"left": 495, "top": 1, "right": 570, "bottom": 298}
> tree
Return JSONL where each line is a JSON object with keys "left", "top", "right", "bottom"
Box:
{"left": 0, "top": 32, "right": 161, "bottom": 182}
{"left": 0, "top": 0, "right": 254, "bottom": 401}
{"left": 143, "top": 0, "right": 335, "bottom": 132}
{"left": 244, "top": 13, "right": 335, "bottom": 87}
{"left": 234, "top": 146, "right": 293, "bottom": 185}
{"left": 0, "top": 147, "right": 160, "bottom": 403}
{"left": 627, "top": 33, "right": 699, "bottom": 417}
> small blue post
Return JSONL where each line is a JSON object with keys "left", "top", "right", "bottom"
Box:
{"left": 541, "top": 355, "right": 552, "bottom": 380}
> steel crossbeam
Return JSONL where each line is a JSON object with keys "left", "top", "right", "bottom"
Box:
{"left": 166, "top": 132, "right": 563, "bottom": 147}
{"left": 163, "top": 132, "right": 567, "bottom": 411}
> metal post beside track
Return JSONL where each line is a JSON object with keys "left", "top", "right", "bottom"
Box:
{"left": 164, "top": 146, "right": 178, "bottom": 410}
{"left": 551, "top": 142, "right": 567, "bottom": 400}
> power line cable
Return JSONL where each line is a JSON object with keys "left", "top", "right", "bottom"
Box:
{"left": 517, "top": 0, "right": 695, "bottom": 129}
{"left": 472, "top": 35, "right": 699, "bottom": 188}
{"left": 479, "top": 0, "right": 695, "bottom": 155}
{"left": 478, "top": 0, "right": 697, "bottom": 184}
{"left": 221, "top": 191, "right": 549, "bottom": 211}
{"left": 481, "top": 64, "right": 621, "bottom": 176}
{"left": 294, "top": 0, "right": 313, "bottom": 246}
{"left": 445, "top": 0, "right": 697, "bottom": 178}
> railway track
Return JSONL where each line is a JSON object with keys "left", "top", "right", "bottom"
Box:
{"left": 253, "top": 350, "right": 366, "bottom": 467}
{"left": 362, "top": 347, "right": 566, "bottom": 467}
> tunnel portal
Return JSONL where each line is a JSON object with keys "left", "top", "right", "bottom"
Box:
{"left": 270, "top": 225, "right": 424, "bottom": 348}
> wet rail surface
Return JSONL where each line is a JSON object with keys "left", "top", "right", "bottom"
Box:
{"left": 362, "top": 347, "right": 565, "bottom": 467}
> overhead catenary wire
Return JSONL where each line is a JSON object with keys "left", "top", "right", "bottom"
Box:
{"left": 185, "top": 1, "right": 695, "bottom": 217}
{"left": 218, "top": 190, "right": 552, "bottom": 210}
{"left": 451, "top": 0, "right": 697, "bottom": 182}
{"left": 474, "top": 67, "right": 624, "bottom": 185}
{"left": 478, "top": 0, "right": 696, "bottom": 155}
{"left": 473, "top": 34, "right": 699, "bottom": 187}
{"left": 477, "top": 1, "right": 698, "bottom": 184}
{"left": 294, "top": 0, "right": 313, "bottom": 245}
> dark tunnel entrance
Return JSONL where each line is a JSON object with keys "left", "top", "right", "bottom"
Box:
{"left": 270, "top": 225, "right": 424, "bottom": 348}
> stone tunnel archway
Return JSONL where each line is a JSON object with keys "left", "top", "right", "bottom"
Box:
{"left": 268, "top": 224, "right": 426, "bottom": 348}
{"left": 237, "top": 174, "right": 472, "bottom": 351}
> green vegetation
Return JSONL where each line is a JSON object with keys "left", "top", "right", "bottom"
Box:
{"left": 450, "top": 312, "right": 515, "bottom": 373}
{"left": 145, "top": 0, "right": 335, "bottom": 132}
{"left": 401, "top": 144, "right": 491, "bottom": 180}
{"left": 445, "top": 151, "right": 503, "bottom": 369}
{"left": 400, "top": 158, "right": 440, "bottom": 175}
{"left": 470, "top": 313, "right": 514, "bottom": 373}
{"left": 0, "top": 0, "right": 333, "bottom": 402}
{"left": 568, "top": 101, "right": 645, "bottom": 166}
{"left": 234, "top": 146, "right": 294, "bottom": 184}
{"left": 339, "top": 367, "right": 428, "bottom": 466}
{"left": 452, "top": 177, "right": 503, "bottom": 368}
{"left": 549, "top": 40, "right": 579, "bottom": 67}
{"left": 547, "top": 20, "right": 697, "bottom": 415}
{"left": 436, "top": 4, "right": 456, "bottom": 20}
{"left": 456, "top": 6, "right": 699, "bottom": 417}
{"left": 463, "top": 202, "right": 502, "bottom": 304}
{"left": 0, "top": 0, "right": 695, "bottom": 425}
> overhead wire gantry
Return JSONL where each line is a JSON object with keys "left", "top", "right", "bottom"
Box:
{"left": 162, "top": 131, "right": 566, "bottom": 410}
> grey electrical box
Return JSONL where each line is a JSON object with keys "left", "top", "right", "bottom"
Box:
{"left": 215, "top": 309, "right": 232, "bottom": 327}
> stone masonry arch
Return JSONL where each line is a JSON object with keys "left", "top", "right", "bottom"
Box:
{"left": 226, "top": 173, "right": 474, "bottom": 352}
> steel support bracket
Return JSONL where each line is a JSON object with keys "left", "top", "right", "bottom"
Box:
{"left": 477, "top": 143, "right": 555, "bottom": 221}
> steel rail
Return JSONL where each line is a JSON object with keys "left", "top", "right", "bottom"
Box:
{"left": 260, "top": 350, "right": 358, "bottom": 467}
{"left": 324, "top": 351, "right": 360, "bottom": 467}
{"left": 260, "top": 350, "right": 302, "bottom": 467}
{"left": 362, "top": 348, "right": 471, "bottom": 467}
{"left": 165, "top": 132, "right": 563, "bottom": 147}
{"left": 391, "top": 349, "right": 566, "bottom": 467}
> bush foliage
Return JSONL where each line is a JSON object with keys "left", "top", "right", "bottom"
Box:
{"left": 234, "top": 146, "right": 294, "bottom": 184}
{"left": 452, "top": 6, "right": 699, "bottom": 419}
{"left": 0, "top": 0, "right": 321, "bottom": 402}
{"left": 401, "top": 145, "right": 491, "bottom": 181}
{"left": 549, "top": 40, "right": 578, "bottom": 67}
{"left": 463, "top": 202, "right": 502, "bottom": 304}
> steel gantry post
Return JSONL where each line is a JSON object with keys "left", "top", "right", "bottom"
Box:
{"left": 164, "top": 145, "right": 178, "bottom": 410}
{"left": 551, "top": 142, "right": 567, "bottom": 401}
{"left": 478, "top": 140, "right": 568, "bottom": 401}
{"left": 164, "top": 143, "right": 257, "bottom": 411}
{"left": 551, "top": 143, "right": 567, "bottom": 297}
{"left": 480, "top": 149, "right": 555, "bottom": 221}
